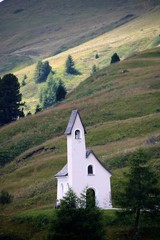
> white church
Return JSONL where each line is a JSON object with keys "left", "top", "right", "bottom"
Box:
{"left": 55, "top": 110, "right": 112, "bottom": 209}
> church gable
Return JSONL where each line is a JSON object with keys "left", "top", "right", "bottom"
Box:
{"left": 86, "top": 150, "right": 112, "bottom": 176}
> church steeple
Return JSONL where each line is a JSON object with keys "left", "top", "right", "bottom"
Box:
{"left": 65, "top": 110, "right": 86, "bottom": 187}
{"left": 64, "top": 110, "right": 86, "bottom": 135}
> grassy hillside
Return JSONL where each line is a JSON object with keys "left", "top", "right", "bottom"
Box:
{"left": 0, "top": 0, "right": 156, "bottom": 74}
{"left": 12, "top": 5, "right": 160, "bottom": 112}
{"left": 0, "top": 46, "right": 160, "bottom": 239}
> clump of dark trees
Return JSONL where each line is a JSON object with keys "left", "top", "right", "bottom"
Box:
{"left": 47, "top": 188, "right": 106, "bottom": 240}
{"left": 34, "top": 60, "right": 67, "bottom": 109}
{"left": 0, "top": 74, "right": 24, "bottom": 126}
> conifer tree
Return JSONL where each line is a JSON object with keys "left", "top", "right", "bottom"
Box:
{"left": 34, "top": 60, "right": 52, "bottom": 83}
{"left": 110, "top": 53, "right": 120, "bottom": 64}
{"left": 40, "top": 73, "right": 57, "bottom": 108}
{"left": 65, "top": 55, "right": 78, "bottom": 74}
{"left": 0, "top": 74, "right": 23, "bottom": 126}
{"left": 115, "top": 149, "right": 160, "bottom": 234}
{"left": 56, "top": 80, "right": 67, "bottom": 102}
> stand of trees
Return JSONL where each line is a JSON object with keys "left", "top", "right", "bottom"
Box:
{"left": 39, "top": 73, "right": 67, "bottom": 109}
{"left": 47, "top": 188, "right": 106, "bottom": 240}
{"left": 0, "top": 74, "right": 24, "bottom": 126}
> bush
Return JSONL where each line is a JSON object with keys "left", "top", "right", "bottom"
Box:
{"left": 0, "top": 190, "right": 14, "bottom": 204}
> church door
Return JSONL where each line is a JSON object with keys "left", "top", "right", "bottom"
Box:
{"left": 86, "top": 188, "right": 95, "bottom": 208}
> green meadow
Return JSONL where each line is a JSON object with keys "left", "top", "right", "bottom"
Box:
{"left": 11, "top": 6, "right": 160, "bottom": 112}
{"left": 0, "top": 46, "right": 160, "bottom": 239}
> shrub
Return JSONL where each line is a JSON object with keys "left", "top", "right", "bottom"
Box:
{"left": 0, "top": 190, "right": 14, "bottom": 204}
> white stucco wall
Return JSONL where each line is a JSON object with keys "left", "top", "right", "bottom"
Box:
{"left": 85, "top": 153, "right": 112, "bottom": 208}
{"left": 56, "top": 176, "right": 69, "bottom": 200}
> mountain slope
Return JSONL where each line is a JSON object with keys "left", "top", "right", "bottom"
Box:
{"left": 13, "top": 5, "right": 160, "bottom": 112}
{"left": 0, "top": 0, "right": 156, "bottom": 74}
{"left": 0, "top": 46, "right": 160, "bottom": 209}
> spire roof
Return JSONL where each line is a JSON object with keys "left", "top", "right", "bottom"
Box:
{"left": 64, "top": 109, "right": 86, "bottom": 135}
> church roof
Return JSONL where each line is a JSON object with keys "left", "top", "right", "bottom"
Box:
{"left": 86, "top": 149, "right": 112, "bottom": 175}
{"left": 55, "top": 150, "right": 112, "bottom": 178}
{"left": 64, "top": 109, "right": 86, "bottom": 135}
{"left": 55, "top": 164, "right": 68, "bottom": 177}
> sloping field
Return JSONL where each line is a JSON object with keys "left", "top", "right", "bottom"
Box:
{"left": 13, "top": 6, "right": 160, "bottom": 112}
{"left": 0, "top": 0, "right": 152, "bottom": 74}
{"left": 0, "top": 47, "right": 160, "bottom": 213}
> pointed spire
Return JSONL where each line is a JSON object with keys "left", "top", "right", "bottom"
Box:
{"left": 64, "top": 110, "right": 86, "bottom": 135}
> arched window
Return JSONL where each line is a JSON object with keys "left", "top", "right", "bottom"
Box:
{"left": 75, "top": 129, "right": 81, "bottom": 139}
{"left": 88, "top": 165, "right": 93, "bottom": 175}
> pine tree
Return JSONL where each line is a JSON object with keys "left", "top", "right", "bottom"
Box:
{"left": 0, "top": 74, "right": 23, "bottom": 126}
{"left": 110, "top": 53, "right": 120, "bottom": 64}
{"left": 40, "top": 73, "right": 57, "bottom": 109}
{"left": 65, "top": 55, "right": 78, "bottom": 74}
{"left": 115, "top": 149, "right": 160, "bottom": 234}
{"left": 56, "top": 80, "right": 67, "bottom": 102}
{"left": 34, "top": 60, "right": 52, "bottom": 83}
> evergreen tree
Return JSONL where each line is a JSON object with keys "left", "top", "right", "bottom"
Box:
{"left": 115, "top": 149, "right": 160, "bottom": 234}
{"left": 47, "top": 188, "right": 106, "bottom": 240}
{"left": 40, "top": 73, "right": 57, "bottom": 109}
{"left": 110, "top": 53, "right": 120, "bottom": 64}
{"left": 56, "top": 80, "right": 67, "bottom": 102}
{"left": 65, "top": 55, "right": 79, "bottom": 74}
{"left": 34, "top": 60, "right": 52, "bottom": 83}
{"left": 0, "top": 74, "right": 23, "bottom": 126}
